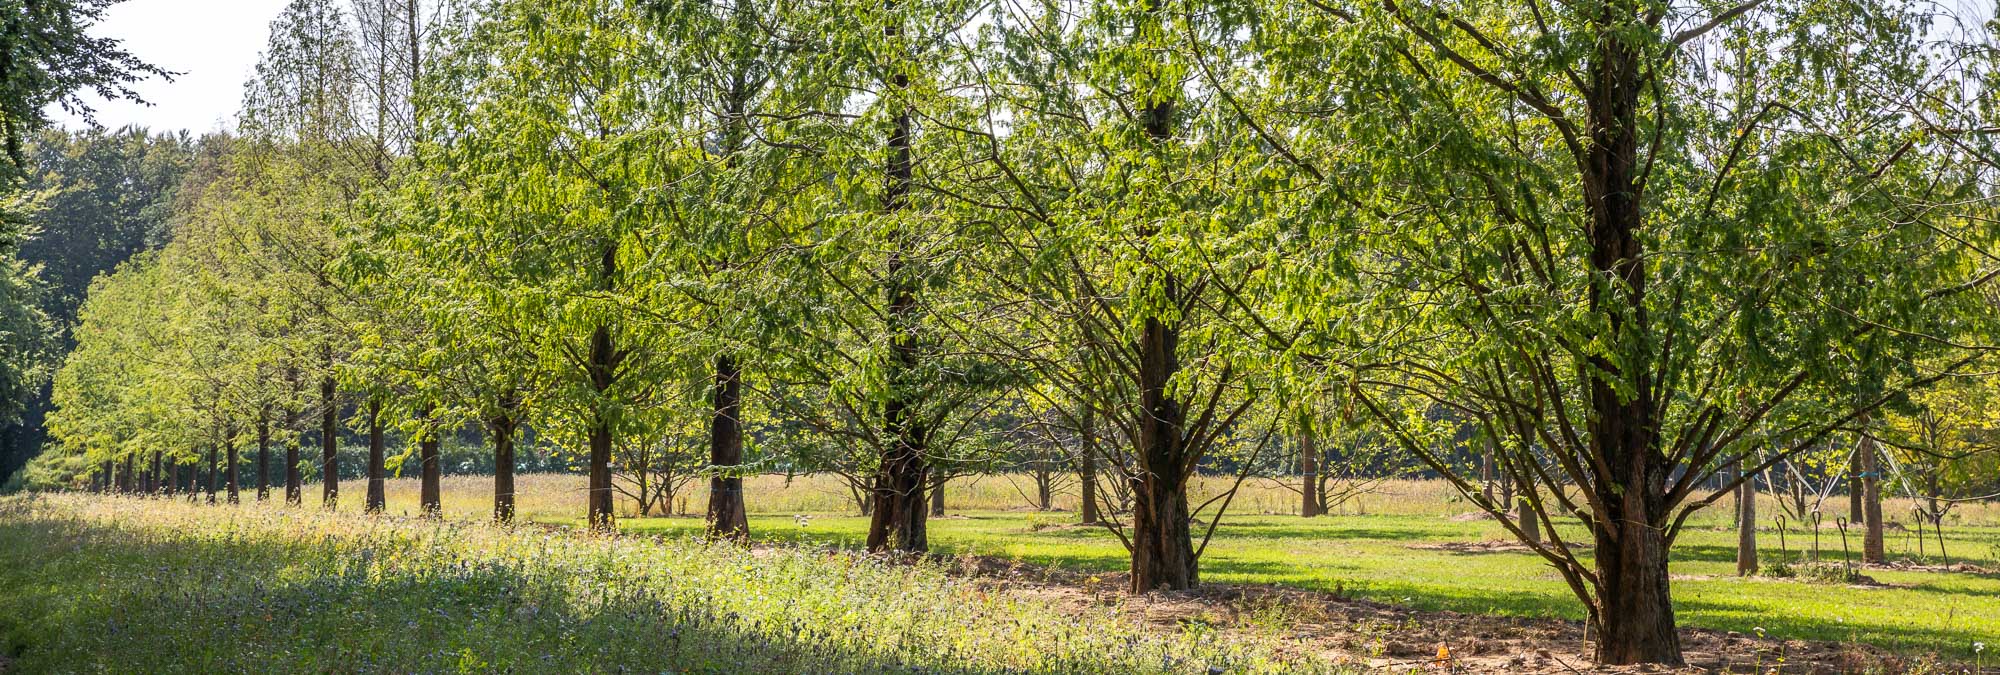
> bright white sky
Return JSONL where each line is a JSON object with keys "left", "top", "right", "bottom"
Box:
{"left": 49, "top": 0, "right": 295, "bottom": 134}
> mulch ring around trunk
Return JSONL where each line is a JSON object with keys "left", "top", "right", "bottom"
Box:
{"left": 945, "top": 552, "right": 1968, "bottom": 674}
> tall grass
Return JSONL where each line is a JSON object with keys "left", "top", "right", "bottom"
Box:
{"left": 0, "top": 494, "right": 1345, "bottom": 673}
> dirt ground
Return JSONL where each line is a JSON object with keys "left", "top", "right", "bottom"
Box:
{"left": 944, "top": 552, "right": 1978, "bottom": 674}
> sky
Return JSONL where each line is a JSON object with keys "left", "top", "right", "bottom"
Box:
{"left": 48, "top": 0, "right": 295, "bottom": 134}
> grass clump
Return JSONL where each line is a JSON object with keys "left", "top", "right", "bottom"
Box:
{"left": 0, "top": 494, "right": 1343, "bottom": 674}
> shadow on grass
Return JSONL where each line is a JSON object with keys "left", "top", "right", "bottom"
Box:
{"left": 0, "top": 511, "right": 1227, "bottom": 674}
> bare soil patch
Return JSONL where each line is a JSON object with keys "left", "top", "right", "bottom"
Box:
{"left": 945, "top": 553, "right": 1966, "bottom": 674}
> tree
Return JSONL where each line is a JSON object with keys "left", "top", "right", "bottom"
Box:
{"left": 1254, "top": 0, "right": 2000, "bottom": 662}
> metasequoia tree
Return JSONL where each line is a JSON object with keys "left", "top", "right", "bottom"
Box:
{"left": 933, "top": 0, "right": 1278, "bottom": 590}
{"left": 1251, "top": 0, "right": 2000, "bottom": 663}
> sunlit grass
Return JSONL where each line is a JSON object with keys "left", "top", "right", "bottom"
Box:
{"left": 0, "top": 494, "right": 1350, "bottom": 673}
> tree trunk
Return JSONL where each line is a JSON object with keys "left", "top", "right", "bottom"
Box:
{"left": 206, "top": 444, "right": 219, "bottom": 505}
{"left": 366, "top": 399, "right": 386, "bottom": 513}
{"left": 1737, "top": 463, "right": 1758, "bottom": 576}
{"left": 1480, "top": 429, "right": 1495, "bottom": 506}
{"left": 320, "top": 370, "right": 338, "bottom": 509}
{"left": 1124, "top": 0, "right": 1197, "bottom": 593}
{"left": 935, "top": 475, "right": 951, "bottom": 516}
{"left": 285, "top": 432, "right": 302, "bottom": 506}
{"left": 419, "top": 424, "right": 441, "bottom": 517}
{"left": 1518, "top": 484, "right": 1541, "bottom": 546}
{"left": 226, "top": 439, "right": 240, "bottom": 504}
{"left": 1129, "top": 454, "right": 1196, "bottom": 592}
{"left": 1301, "top": 429, "right": 1321, "bottom": 517}
{"left": 584, "top": 413, "right": 608, "bottom": 531}
{"left": 865, "top": 10, "right": 929, "bottom": 555}
{"left": 146, "top": 451, "right": 160, "bottom": 495}
{"left": 492, "top": 391, "right": 518, "bottom": 524}
{"left": 706, "top": 354, "right": 748, "bottom": 540}
{"left": 1858, "top": 421, "right": 1884, "bottom": 564}
{"left": 585, "top": 238, "right": 618, "bottom": 531}
{"left": 1078, "top": 407, "right": 1101, "bottom": 525}
{"left": 1573, "top": 2, "right": 1682, "bottom": 663}
{"left": 1848, "top": 448, "right": 1863, "bottom": 522}
{"left": 1593, "top": 515, "right": 1679, "bottom": 664}
{"left": 1035, "top": 466, "right": 1052, "bottom": 512}
{"left": 257, "top": 415, "right": 271, "bottom": 502}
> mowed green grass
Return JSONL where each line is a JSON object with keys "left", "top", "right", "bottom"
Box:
{"left": 613, "top": 510, "right": 2000, "bottom": 658}
{"left": 283, "top": 473, "right": 2000, "bottom": 658}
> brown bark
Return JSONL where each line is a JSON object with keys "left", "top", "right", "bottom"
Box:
{"left": 1301, "top": 430, "right": 1321, "bottom": 517}
{"left": 936, "top": 475, "right": 952, "bottom": 516}
{"left": 865, "top": 5, "right": 929, "bottom": 554}
{"left": 1078, "top": 406, "right": 1101, "bottom": 525}
{"left": 320, "top": 370, "right": 338, "bottom": 509}
{"left": 585, "top": 239, "right": 618, "bottom": 531}
{"left": 1570, "top": 4, "right": 1682, "bottom": 661}
{"left": 205, "top": 444, "right": 218, "bottom": 505}
{"left": 1848, "top": 449, "right": 1863, "bottom": 522}
{"left": 226, "top": 439, "right": 240, "bottom": 504}
{"left": 256, "top": 414, "right": 271, "bottom": 502}
{"left": 706, "top": 354, "right": 748, "bottom": 540}
{"left": 285, "top": 430, "right": 302, "bottom": 506}
{"left": 419, "top": 423, "right": 441, "bottom": 517}
{"left": 1737, "top": 463, "right": 1758, "bottom": 576}
{"left": 1858, "top": 424, "right": 1884, "bottom": 564}
{"left": 492, "top": 391, "right": 518, "bottom": 524}
{"left": 366, "top": 399, "right": 386, "bottom": 513}
{"left": 1518, "top": 485, "right": 1541, "bottom": 546}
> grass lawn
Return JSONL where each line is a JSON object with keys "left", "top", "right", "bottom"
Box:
{"left": 613, "top": 510, "right": 2000, "bottom": 658}
{"left": 0, "top": 495, "right": 1338, "bottom": 673}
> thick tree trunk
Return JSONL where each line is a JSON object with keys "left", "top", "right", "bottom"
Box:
{"left": 585, "top": 417, "right": 613, "bottom": 528}
{"left": 865, "top": 16, "right": 928, "bottom": 554}
{"left": 226, "top": 440, "right": 240, "bottom": 504}
{"left": 1858, "top": 422, "right": 1884, "bottom": 564}
{"left": 419, "top": 425, "right": 441, "bottom": 517}
{"left": 1737, "top": 464, "right": 1758, "bottom": 576}
{"left": 1574, "top": 2, "right": 1682, "bottom": 663}
{"left": 492, "top": 392, "right": 518, "bottom": 524}
{"left": 366, "top": 399, "right": 386, "bottom": 513}
{"left": 1593, "top": 516, "right": 1679, "bottom": 664}
{"left": 257, "top": 415, "right": 271, "bottom": 502}
{"left": 1301, "top": 430, "right": 1321, "bottom": 517}
{"left": 1129, "top": 452, "right": 1197, "bottom": 592}
{"left": 321, "top": 371, "right": 338, "bottom": 509}
{"left": 706, "top": 354, "right": 748, "bottom": 540}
